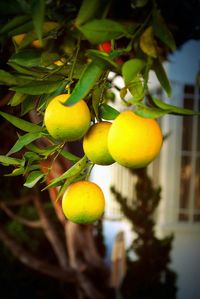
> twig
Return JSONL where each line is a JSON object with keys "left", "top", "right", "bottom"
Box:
{"left": 0, "top": 227, "right": 77, "bottom": 282}
{"left": 0, "top": 201, "right": 41, "bottom": 228}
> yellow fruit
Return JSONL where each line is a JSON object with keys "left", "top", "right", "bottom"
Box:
{"left": 12, "top": 33, "right": 43, "bottom": 48}
{"left": 31, "top": 39, "right": 43, "bottom": 48}
{"left": 108, "top": 111, "right": 163, "bottom": 168}
{"left": 53, "top": 58, "right": 67, "bottom": 66}
{"left": 83, "top": 121, "right": 115, "bottom": 165}
{"left": 12, "top": 33, "right": 26, "bottom": 45}
{"left": 44, "top": 94, "right": 91, "bottom": 141}
{"left": 12, "top": 22, "right": 59, "bottom": 48}
{"left": 62, "top": 181, "right": 105, "bottom": 224}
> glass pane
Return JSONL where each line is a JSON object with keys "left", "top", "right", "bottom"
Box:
{"left": 179, "top": 213, "right": 189, "bottom": 222}
{"left": 182, "top": 98, "right": 194, "bottom": 151}
{"left": 184, "top": 84, "right": 194, "bottom": 95}
{"left": 193, "top": 214, "right": 200, "bottom": 222}
{"left": 194, "top": 157, "right": 200, "bottom": 209}
{"left": 179, "top": 156, "right": 192, "bottom": 209}
{"left": 197, "top": 100, "right": 200, "bottom": 151}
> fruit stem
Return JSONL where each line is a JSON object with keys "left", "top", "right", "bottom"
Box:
{"left": 46, "top": 142, "right": 65, "bottom": 176}
{"left": 68, "top": 36, "right": 81, "bottom": 93}
{"left": 85, "top": 162, "right": 95, "bottom": 180}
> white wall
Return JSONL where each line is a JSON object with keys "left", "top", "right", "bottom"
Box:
{"left": 171, "top": 229, "right": 200, "bottom": 299}
{"left": 157, "top": 40, "right": 200, "bottom": 299}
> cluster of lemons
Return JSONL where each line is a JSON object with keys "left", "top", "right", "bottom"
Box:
{"left": 44, "top": 94, "right": 163, "bottom": 224}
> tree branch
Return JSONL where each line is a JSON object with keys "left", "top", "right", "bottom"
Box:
{"left": 40, "top": 159, "right": 69, "bottom": 226}
{"left": 0, "top": 227, "right": 77, "bottom": 282}
{"left": 0, "top": 201, "right": 41, "bottom": 228}
{"left": 33, "top": 195, "right": 68, "bottom": 270}
{"left": 2, "top": 196, "right": 33, "bottom": 206}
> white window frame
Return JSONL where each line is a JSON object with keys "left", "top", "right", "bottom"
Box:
{"left": 156, "top": 81, "right": 200, "bottom": 231}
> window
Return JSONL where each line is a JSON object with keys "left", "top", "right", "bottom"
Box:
{"left": 156, "top": 82, "right": 200, "bottom": 226}
{"left": 179, "top": 85, "right": 200, "bottom": 222}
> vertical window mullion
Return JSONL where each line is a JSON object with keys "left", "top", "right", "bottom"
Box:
{"left": 188, "top": 98, "right": 196, "bottom": 223}
{"left": 189, "top": 85, "right": 199, "bottom": 222}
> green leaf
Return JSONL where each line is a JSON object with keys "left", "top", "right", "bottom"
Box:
{"left": 23, "top": 151, "right": 41, "bottom": 162}
{"left": 65, "top": 59, "right": 106, "bottom": 106}
{"left": 134, "top": 104, "right": 169, "bottom": 118}
{"left": 21, "top": 96, "right": 36, "bottom": 115}
{"left": 87, "top": 49, "right": 119, "bottom": 69}
{"left": 0, "top": 15, "right": 30, "bottom": 34}
{"left": 26, "top": 143, "right": 59, "bottom": 157}
{"left": 79, "top": 19, "right": 127, "bottom": 44}
{"left": 153, "top": 59, "right": 172, "bottom": 97}
{"left": 26, "top": 143, "right": 79, "bottom": 162}
{"left": 41, "top": 52, "right": 60, "bottom": 67}
{"left": 99, "top": 104, "right": 120, "bottom": 120}
{"left": 151, "top": 97, "right": 200, "bottom": 115}
{"left": 5, "top": 167, "right": 25, "bottom": 177}
{"left": 75, "top": 0, "right": 100, "bottom": 26}
{"left": 140, "top": 26, "right": 157, "bottom": 58}
{"left": 122, "top": 59, "right": 145, "bottom": 85}
{"left": 36, "top": 84, "right": 66, "bottom": 113}
{"left": 153, "top": 9, "right": 176, "bottom": 51}
{"left": 0, "top": 155, "right": 22, "bottom": 166}
{"left": 8, "top": 62, "right": 41, "bottom": 77}
{"left": 60, "top": 149, "right": 80, "bottom": 162}
{"left": 0, "top": 70, "right": 18, "bottom": 85}
{"left": 120, "top": 87, "right": 128, "bottom": 99}
{"left": 24, "top": 171, "right": 44, "bottom": 188}
{"left": 9, "top": 21, "right": 33, "bottom": 36}
{"left": 7, "top": 131, "right": 47, "bottom": 156}
{"left": 127, "top": 75, "right": 144, "bottom": 101}
{"left": 25, "top": 164, "right": 42, "bottom": 172}
{"left": 11, "top": 80, "right": 64, "bottom": 95}
{"left": 32, "top": 0, "right": 45, "bottom": 42}
{"left": 43, "top": 155, "right": 88, "bottom": 190}
{"left": 9, "top": 50, "right": 41, "bottom": 67}
{"left": 92, "top": 87, "right": 102, "bottom": 120}
{"left": 9, "top": 92, "right": 27, "bottom": 106}
{"left": 0, "top": 111, "right": 42, "bottom": 132}
{"left": 131, "top": 0, "right": 148, "bottom": 8}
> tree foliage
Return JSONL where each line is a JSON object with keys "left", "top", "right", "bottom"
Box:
{"left": 0, "top": 0, "right": 199, "bottom": 192}
{"left": 111, "top": 168, "right": 177, "bottom": 299}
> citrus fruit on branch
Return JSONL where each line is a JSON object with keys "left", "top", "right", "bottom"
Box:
{"left": 44, "top": 94, "right": 91, "bottom": 141}
{"left": 62, "top": 181, "right": 105, "bottom": 224}
{"left": 108, "top": 111, "right": 163, "bottom": 168}
{"left": 83, "top": 121, "right": 115, "bottom": 165}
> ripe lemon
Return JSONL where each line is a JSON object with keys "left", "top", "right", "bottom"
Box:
{"left": 108, "top": 111, "right": 163, "bottom": 168}
{"left": 83, "top": 121, "right": 115, "bottom": 165}
{"left": 44, "top": 94, "right": 91, "bottom": 141}
{"left": 62, "top": 181, "right": 105, "bottom": 224}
